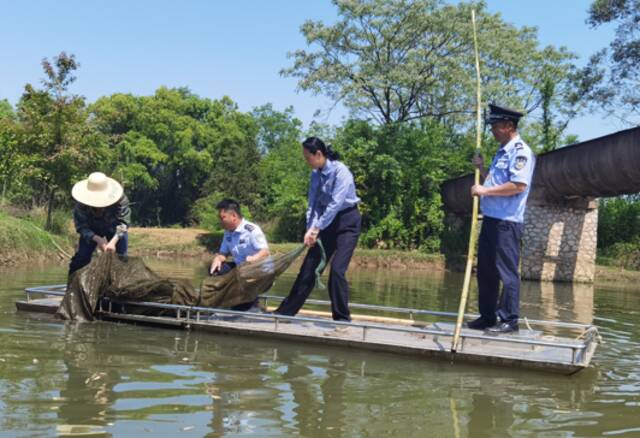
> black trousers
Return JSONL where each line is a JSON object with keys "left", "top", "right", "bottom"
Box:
{"left": 477, "top": 216, "right": 523, "bottom": 324}
{"left": 276, "top": 206, "right": 361, "bottom": 321}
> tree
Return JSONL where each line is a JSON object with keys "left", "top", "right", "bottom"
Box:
{"left": 585, "top": 0, "right": 640, "bottom": 122}
{"left": 521, "top": 46, "right": 590, "bottom": 152}
{"left": 282, "top": 0, "right": 579, "bottom": 130}
{"left": 199, "top": 96, "right": 261, "bottom": 217}
{"left": 91, "top": 89, "right": 263, "bottom": 226}
{"left": 0, "top": 103, "right": 22, "bottom": 205}
{"left": 253, "top": 105, "right": 308, "bottom": 240}
{"left": 0, "top": 99, "right": 13, "bottom": 119}
{"left": 17, "top": 53, "right": 103, "bottom": 230}
{"left": 335, "top": 119, "right": 470, "bottom": 251}
{"left": 252, "top": 104, "right": 303, "bottom": 154}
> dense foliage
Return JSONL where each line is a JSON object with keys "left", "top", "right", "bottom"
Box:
{"left": 586, "top": 0, "right": 640, "bottom": 123}
{"left": 0, "top": 77, "right": 480, "bottom": 250}
{"left": 597, "top": 196, "right": 640, "bottom": 269}
{"left": 0, "top": 0, "right": 635, "bottom": 259}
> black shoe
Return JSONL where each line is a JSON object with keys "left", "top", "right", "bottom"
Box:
{"left": 466, "top": 317, "right": 496, "bottom": 330}
{"left": 486, "top": 322, "right": 519, "bottom": 334}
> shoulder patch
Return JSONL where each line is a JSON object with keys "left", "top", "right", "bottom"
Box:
{"left": 244, "top": 223, "right": 255, "bottom": 232}
{"left": 515, "top": 142, "right": 523, "bottom": 150}
{"left": 515, "top": 155, "right": 528, "bottom": 170}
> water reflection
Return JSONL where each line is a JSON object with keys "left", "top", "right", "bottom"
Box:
{"left": 58, "top": 323, "right": 118, "bottom": 435}
{"left": 523, "top": 281, "right": 594, "bottom": 326}
{"left": 467, "top": 393, "right": 514, "bottom": 437}
{"left": 0, "top": 262, "right": 639, "bottom": 436}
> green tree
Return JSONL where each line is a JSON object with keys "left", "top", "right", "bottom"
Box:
{"left": 0, "top": 103, "right": 22, "bottom": 205}
{"left": 91, "top": 89, "right": 263, "bottom": 226}
{"left": 336, "top": 119, "right": 469, "bottom": 251}
{"left": 91, "top": 88, "right": 213, "bottom": 225}
{"left": 252, "top": 104, "right": 303, "bottom": 154}
{"left": 253, "top": 105, "right": 308, "bottom": 241}
{"left": 0, "top": 99, "right": 13, "bottom": 119}
{"left": 597, "top": 195, "right": 640, "bottom": 269}
{"left": 199, "top": 96, "right": 261, "bottom": 216}
{"left": 585, "top": 0, "right": 640, "bottom": 122}
{"left": 17, "top": 53, "right": 103, "bottom": 230}
{"left": 282, "top": 0, "right": 579, "bottom": 130}
{"left": 523, "top": 46, "right": 591, "bottom": 152}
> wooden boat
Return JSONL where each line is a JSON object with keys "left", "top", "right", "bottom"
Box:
{"left": 16, "top": 284, "right": 600, "bottom": 375}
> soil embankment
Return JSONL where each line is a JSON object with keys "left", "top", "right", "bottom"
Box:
{"left": 2, "top": 220, "right": 638, "bottom": 284}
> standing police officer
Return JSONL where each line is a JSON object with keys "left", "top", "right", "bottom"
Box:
{"left": 209, "top": 199, "right": 270, "bottom": 311}
{"left": 468, "top": 104, "right": 536, "bottom": 333}
{"left": 275, "top": 137, "right": 361, "bottom": 321}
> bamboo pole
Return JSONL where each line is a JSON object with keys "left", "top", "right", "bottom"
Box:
{"left": 265, "top": 307, "right": 421, "bottom": 326}
{"left": 451, "top": 9, "right": 482, "bottom": 353}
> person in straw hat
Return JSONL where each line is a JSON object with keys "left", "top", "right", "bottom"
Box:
{"left": 68, "top": 172, "right": 131, "bottom": 277}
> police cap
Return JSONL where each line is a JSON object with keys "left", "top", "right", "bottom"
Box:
{"left": 486, "top": 103, "right": 524, "bottom": 125}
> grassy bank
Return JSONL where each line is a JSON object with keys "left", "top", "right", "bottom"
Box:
{"left": 79, "top": 227, "right": 640, "bottom": 282}
{"left": 127, "top": 227, "right": 446, "bottom": 270}
{"left": 0, "top": 210, "right": 73, "bottom": 265}
{"left": 2, "top": 214, "right": 640, "bottom": 284}
{"left": 595, "top": 264, "right": 640, "bottom": 284}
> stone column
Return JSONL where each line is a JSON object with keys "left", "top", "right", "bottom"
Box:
{"left": 521, "top": 199, "right": 598, "bottom": 283}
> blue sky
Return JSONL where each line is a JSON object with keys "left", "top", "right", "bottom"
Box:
{"left": 0, "top": 1, "right": 619, "bottom": 141}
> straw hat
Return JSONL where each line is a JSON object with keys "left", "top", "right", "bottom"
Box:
{"left": 71, "top": 172, "right": 123, "bottom": 208}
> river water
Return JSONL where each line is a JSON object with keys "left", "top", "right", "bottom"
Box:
{"left": 0, "top": 258, "right": 638, "bottom": 437}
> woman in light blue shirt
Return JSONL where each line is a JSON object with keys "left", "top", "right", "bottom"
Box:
{"left": 275, "top": 137, "right": 361, "bottom": 321}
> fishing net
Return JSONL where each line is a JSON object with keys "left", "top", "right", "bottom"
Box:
{"left": 57, "top": 244, "right": 310, "bottom": 321}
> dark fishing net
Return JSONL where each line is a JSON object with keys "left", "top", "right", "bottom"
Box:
{"left": 56, "top": 244, "right": 308, "bottom": 321}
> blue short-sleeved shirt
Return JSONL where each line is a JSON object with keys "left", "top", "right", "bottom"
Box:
{"left": 219, "top": 219, "right": 269, "bottom": 265}
{"left": 480, "top": 135, "right": 535, "bottom": 223}
{"left": 307, "top": 159, "right": 361, "bottom": 230}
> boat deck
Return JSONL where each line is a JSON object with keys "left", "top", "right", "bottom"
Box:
{"left": 16, "top": 285, "right": 600, "bottom": 375}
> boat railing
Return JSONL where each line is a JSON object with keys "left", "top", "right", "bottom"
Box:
{"left": 24, "top": 284, "right": 593, "bottom": 365}
{"left": 260, "top": 295, "right": 594, "bottom": 331}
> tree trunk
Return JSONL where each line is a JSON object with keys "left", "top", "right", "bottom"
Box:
{"left": 45, "top": 187, "right": 55, "bottom": 231}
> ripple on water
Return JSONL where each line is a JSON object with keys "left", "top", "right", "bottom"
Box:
{"left": 1, "top": 261, "right": 640, "bottom": 437}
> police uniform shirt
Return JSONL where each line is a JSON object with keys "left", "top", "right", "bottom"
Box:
{"left": 219, "top": 219, "right": 269, "bottom": 265}
{"left": 480, "top": 135, "right": 535, "bottom": 223}
{"left": 307, "top": 159, "right": 361, "bottom": 230}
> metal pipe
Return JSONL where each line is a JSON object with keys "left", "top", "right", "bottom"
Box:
{"left": 441, "top": 126, "right": 640, "bottom": 213}
{"left": 259, "top": 294, "right": 592, "bottom": 330}
{"left": 97, "top": 298, "right": 586, "bottom": 351}
{"left": 23, "top": 286, "right": 594, "bottom": 330}
{"left": 23, "top": 285, "right": 592, "bottom": 352}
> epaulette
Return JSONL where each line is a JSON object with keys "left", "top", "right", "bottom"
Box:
{"left": 244, "top": 223, "right": 255, "bottom": 232}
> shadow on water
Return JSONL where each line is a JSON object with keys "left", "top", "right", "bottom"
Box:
{"left": 0, "top": 260, "right": 639, "bottom": 436}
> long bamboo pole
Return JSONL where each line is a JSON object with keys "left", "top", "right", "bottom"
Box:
{"left": 451, "top": 9, "right": 482, "bottom": 353}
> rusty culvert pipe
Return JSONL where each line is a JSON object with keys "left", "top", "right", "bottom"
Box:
{"left": 441, "top": 126, "right": 640, "bottom": 215}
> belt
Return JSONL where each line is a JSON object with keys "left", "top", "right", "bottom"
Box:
{"left": 337, "top": 205, "right": 358, "bottom": 215}
{"left": 483, "top": 216, "right": 521, "bottom": 225}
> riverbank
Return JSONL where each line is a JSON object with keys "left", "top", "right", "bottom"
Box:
{"left": 0, "top": 210, "right": 73, "bottom": 265}
{"left": 128, "top": 227, "right": 640, "bottom": 282}
{"left": 127, "top": 227, "right": 447, "bottom": 270}
{"left": 2, "top": 218, "right": 640, "bottom": 283}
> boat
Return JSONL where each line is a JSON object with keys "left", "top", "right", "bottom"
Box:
{"left": 16, "top": 284, "right": 600, "bottom": 375}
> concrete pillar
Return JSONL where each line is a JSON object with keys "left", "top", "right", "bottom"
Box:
{"left": 521, "top": 200, "right": 598, "bottom": 283}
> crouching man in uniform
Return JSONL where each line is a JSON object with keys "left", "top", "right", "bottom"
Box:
{"left": 468, "top": 104, "right": 536, "bottom": 334}
{"left": 209, "top": 199, "right": 270, "bottom": 311}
